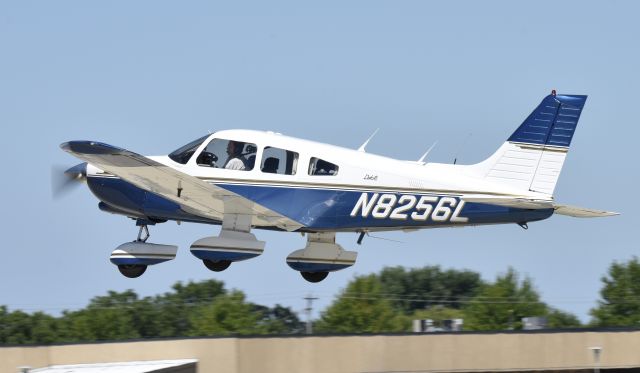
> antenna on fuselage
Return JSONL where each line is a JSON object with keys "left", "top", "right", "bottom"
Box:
{"left": 357, "top": 128, "right": 379, "bottom": 152}
{"left": 453, "top": 133, "right": 473, "bottom": 165}
{"left": 417, "top": 141, "right": 438, "bottom": 164}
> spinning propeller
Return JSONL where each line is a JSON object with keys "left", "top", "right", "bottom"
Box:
{"left": 51, "top": 162, "right": 87, "bottom": 199}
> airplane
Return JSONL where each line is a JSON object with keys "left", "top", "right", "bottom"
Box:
{"left": 57, "top": 91, "right": 617, "bottom": 283}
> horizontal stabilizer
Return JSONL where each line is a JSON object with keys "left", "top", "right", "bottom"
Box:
{"left": 554, "top": 204, "right": 619, "bottom": 218}
{"left": 464, "top": 197, "right": 619, "bottom": 218}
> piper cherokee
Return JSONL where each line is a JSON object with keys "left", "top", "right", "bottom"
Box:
{"left": 58, "top": 91, "right": 617, "bottom": 283}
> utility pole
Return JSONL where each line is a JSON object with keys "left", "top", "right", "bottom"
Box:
{"left": 304, "top": 294, "right": 318, "bottom": 335}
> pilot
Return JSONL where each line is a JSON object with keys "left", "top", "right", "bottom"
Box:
{"left": 224, "top": 141, "right": 246, "bottom": 170}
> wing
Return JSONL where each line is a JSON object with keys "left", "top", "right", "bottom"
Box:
{"left": 61, "top": 141, "right": 303, "bottom": 231}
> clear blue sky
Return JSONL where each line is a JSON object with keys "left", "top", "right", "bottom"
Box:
{"left": 0, "top": 0, "right": 637, "bottom": 322}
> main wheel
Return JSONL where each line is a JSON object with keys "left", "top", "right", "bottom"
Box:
{"left": 118, "top": 264, "right": 147, "bottom": 278}
{"left": 203, "top": 259, "right": 232, "bottom": 272}
{"left": 301, "top": 271, "right": 329, "bottom": 283}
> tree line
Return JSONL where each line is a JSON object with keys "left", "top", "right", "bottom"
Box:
{"left": 0, "top": 280, "right": 303, "bottom": 345}
{"left": 2, "top": 257, "right": 640, "bottom": 344}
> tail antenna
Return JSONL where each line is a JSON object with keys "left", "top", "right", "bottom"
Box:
{"left": 453, "top": 133, "right": 473, "bottom": 165}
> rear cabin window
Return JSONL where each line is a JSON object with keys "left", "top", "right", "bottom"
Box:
{"left": 308, "top": 157, "right": 339, "bottom": 176}
{"left": 261, "top": 147, "right": 299, "bottom": 175}
{"left": 196, "top": 139, "right": 257, "bottom": 171}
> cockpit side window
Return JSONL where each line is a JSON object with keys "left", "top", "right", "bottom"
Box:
{"left": 168, "top": 135, "right": 209, "bottom": 164}
{"left": 308, "top": 157, "right": 339, "bottom": 176}
{"left": 196, "top": 138, "right": 257, "bottom": 171}
{"left": 261, "top": 146, "right": 298, "bottom": 175}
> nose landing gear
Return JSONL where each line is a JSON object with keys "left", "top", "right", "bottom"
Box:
{"left": 110, "top": 220, "right": 178, "bottom": 278}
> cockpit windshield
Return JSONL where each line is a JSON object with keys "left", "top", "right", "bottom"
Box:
{"left": 168, "top": 134, "right": 210, "bottom": 164}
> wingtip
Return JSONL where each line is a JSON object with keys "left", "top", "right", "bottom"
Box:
{"left": 59, "top": 141, "right": 125, "bottom": 155}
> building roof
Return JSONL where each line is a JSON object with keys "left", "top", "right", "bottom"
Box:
{"left": 29, "top": 359, "right": 197, "bottom": 373}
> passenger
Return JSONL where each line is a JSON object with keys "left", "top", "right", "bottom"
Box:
{"left": 224, "top": 141, "right": 246, "bottom": 170}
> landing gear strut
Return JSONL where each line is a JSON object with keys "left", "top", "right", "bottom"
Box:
{"left": 136, "top": 224, "right": 150, "bottom": 242}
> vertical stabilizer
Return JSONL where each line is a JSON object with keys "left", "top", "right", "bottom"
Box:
{"left": 470, "top": 92, "right": 587, "bottom": 196}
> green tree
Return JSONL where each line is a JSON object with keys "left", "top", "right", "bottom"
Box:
{"left": 463, "top": 268, "right": 547, "bottom": 331}
{"left": 188, "top": 291, "right": 263, "bottom": 336}
{"left": 316, "top": 274, "right": 408, "bottom": 333}
{"left": 547, "top": 308, "right": 581, "bottom": 328}
{"left": 590, "top": 257, "right": 640, "bottom": 327}
{"left": 0, "top": 279, "right": 305, "bottom": 345}
{"left": 3, "top": 310, "right": 35, "bottom": 344}
{"left": 379, "top": 266, "right": 483, "bottom": 313}
{"left": 59, "top": 290, "right": 141, "bottom": 341}
{"left": 253, "top": 304, "right": 304, "bottom": 334}
{"left": 0, "top": 308, "right": 60, "bottom": 344}
{"left": 152, "top": 280, "right": 227, "bottom": 337}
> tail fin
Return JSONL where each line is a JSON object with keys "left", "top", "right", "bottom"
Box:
{"left": 470, "top": 91, "right": 587, "bottom": 196}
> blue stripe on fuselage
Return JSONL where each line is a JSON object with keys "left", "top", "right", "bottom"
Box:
{"left": 216, "top": 183, "right": 553, "bottom": 229}
{"left": 87, "top": 177, "right": 553, "bottom": 230}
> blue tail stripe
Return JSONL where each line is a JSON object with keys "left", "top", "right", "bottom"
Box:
{"left": 508, "top": 93, "right": 587, "bottom": 147}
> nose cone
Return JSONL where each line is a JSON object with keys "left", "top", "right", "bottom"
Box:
{"left": 64, "top": 162, "right": 87, "bottom": 180}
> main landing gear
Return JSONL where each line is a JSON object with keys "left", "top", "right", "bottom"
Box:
{"left": 110, "top": 221, "right": 178, "bottom": 278}
{"left": 189, "top": 213, "right": 266, "bottom": 273}
{"left": 287, "top": 232, "right": 358, "bottom": 283}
